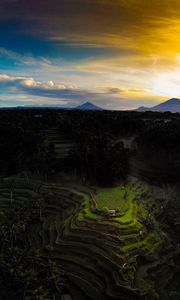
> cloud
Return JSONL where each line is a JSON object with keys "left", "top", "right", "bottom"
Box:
{"left": 0, "top": 1, "right": 179, "bottom": 109}
{"left": 104, "top": 87, "right": 146, "bottom": 94}
{"left": 107, "top": 88, "right": 124, "bottom": 94}
{"left": 0, "top": 73, "right": 165, "bottom": 110}
{"left": 0, "top": 73, "right": 146, "bottom": 100}
{"left": 1, "top": 1, "right": 180, "bottom": 52}
{"left": 0, "top": 73, "right": 107, "bottom": 105}
{"left": 1, "top": 0, "right": 180, "bottom": 56}
{"left": 21, "top": 78, "right": 66, "bottom": 90}
{"left": 0, "top": 74, "right": 76, "bottom": 96}
{"left": 0, "top": 48, "right": 51, "bottom": 67}
{"left": 0, "top": 0, "right": 180, "bottom": 73}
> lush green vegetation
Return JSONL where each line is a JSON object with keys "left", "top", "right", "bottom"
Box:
{"left": 0, "top": 182, "right": 64, "bottom": 300}
{"left": 0, "top": 109, "right": 180, "bottom": 299}
{"left": 95, "top": 186, "right": 128, "bottom": 211}
{"left": 0, "top": 175, "right": 180, "bottom": 299}
{"left": 0, "top": 177, "right": 171, "bottom": 299}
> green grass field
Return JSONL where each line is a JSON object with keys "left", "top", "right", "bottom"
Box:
{"left": 95, "top": 184, "right": 136, "bottom": 212}
{"left": 0, "top": 176, "right": 171, "bottom": 300}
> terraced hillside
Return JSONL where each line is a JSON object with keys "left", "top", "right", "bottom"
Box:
{"left": 45, "top": 128, "right": 74, "bottom": 159}
{"left": 0, "top": 177, "right": 179, "bottom": 300}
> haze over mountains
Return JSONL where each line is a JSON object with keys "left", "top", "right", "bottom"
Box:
{"left": 0, "top": 102, "right": 104, "bottom": 111}
{"left": 78, "top": 99, "right": 180, "bottom": 112}
{"left": 137, "top": 98, "right": 180, "bottom": 113}
{"left": 1, "top": 99, "right": 180, "bottom": 112}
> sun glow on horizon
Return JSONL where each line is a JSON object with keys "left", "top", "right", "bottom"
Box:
{"left": 151, "top": 68, "right": 180, "bottom": 98}
{"left": 1, "top": 1, "right": 180, "bottom": 108}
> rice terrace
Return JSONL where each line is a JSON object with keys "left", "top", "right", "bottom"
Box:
{"left": 1, "top": 0, "right": 180, "bottom": 296}
{"left": 1, "top": 168, "right": 179, "bottom": 299}
{"left": 0, "top": 109, "right": 180, "bottom": 299}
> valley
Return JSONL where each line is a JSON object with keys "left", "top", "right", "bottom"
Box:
{"left": 0, "top": 175, "right": 179, "bottom": 299}
{"left": 0, "top": 109, "right": 180, "bottom": 299}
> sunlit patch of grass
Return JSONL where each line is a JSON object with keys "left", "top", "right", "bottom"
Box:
{"left": 95, "top": 186, "right": 128, "bottom": 211}
{"left": 122, "top": 232, "right": 162, "bottom": 253}
{"left": 73, "top": 191, "right": 100, "bottom": 222}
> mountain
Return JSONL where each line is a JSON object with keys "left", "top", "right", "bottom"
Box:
{"left": 75, "top": 102, "right": 104, "bottom": 111}
{"left": 152, "top": 98, "right": 180, "bottom": 112}
{"left": 0, "top": 101, "right": 105, "bottom": 111}
{"left": 135, "top": 106, "right": 150, "bottom": 112}
{"left": 136, "top": 98, "right": 180, "bottom": 113}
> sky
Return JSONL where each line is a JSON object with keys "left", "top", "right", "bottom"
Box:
{"left": 1, "top": 0, "right": 180, "bottom": 109}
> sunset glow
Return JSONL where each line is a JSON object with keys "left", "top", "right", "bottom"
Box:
{"left": 1, "top": 0, "right": 180, "bottom": 109}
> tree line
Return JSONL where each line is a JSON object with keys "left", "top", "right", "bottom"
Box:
{"left": 0, "top": 109, "right": 180, "bottom": 184}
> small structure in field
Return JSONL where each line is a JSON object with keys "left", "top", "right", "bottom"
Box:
{"left": 108, "top": 210, "right": 116, "bottom": 217}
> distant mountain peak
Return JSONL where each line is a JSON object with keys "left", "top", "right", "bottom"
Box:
{"left": 167, "top": 98, "right": 180, "bottom": 101}
{"left": 163, "top": 98, "right": 180, "bottom": 104}
{"left": 135, "top": 106, "right": 150, "bottom": 112}
{"left": 75, "top": 102, "right": 104, "bottom": 111}
{"left": 84, "top": 101, "right": 94, "bottom": 106}
{"left": 136, "top": 98, "right": 180, "bottom": 113}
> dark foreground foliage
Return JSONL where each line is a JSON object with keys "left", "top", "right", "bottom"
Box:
{"left": 0, "top": 109, "right": 179, "bottom": 184}
{"left": 0, "top": 203, "right": 64, "bottom": 300}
